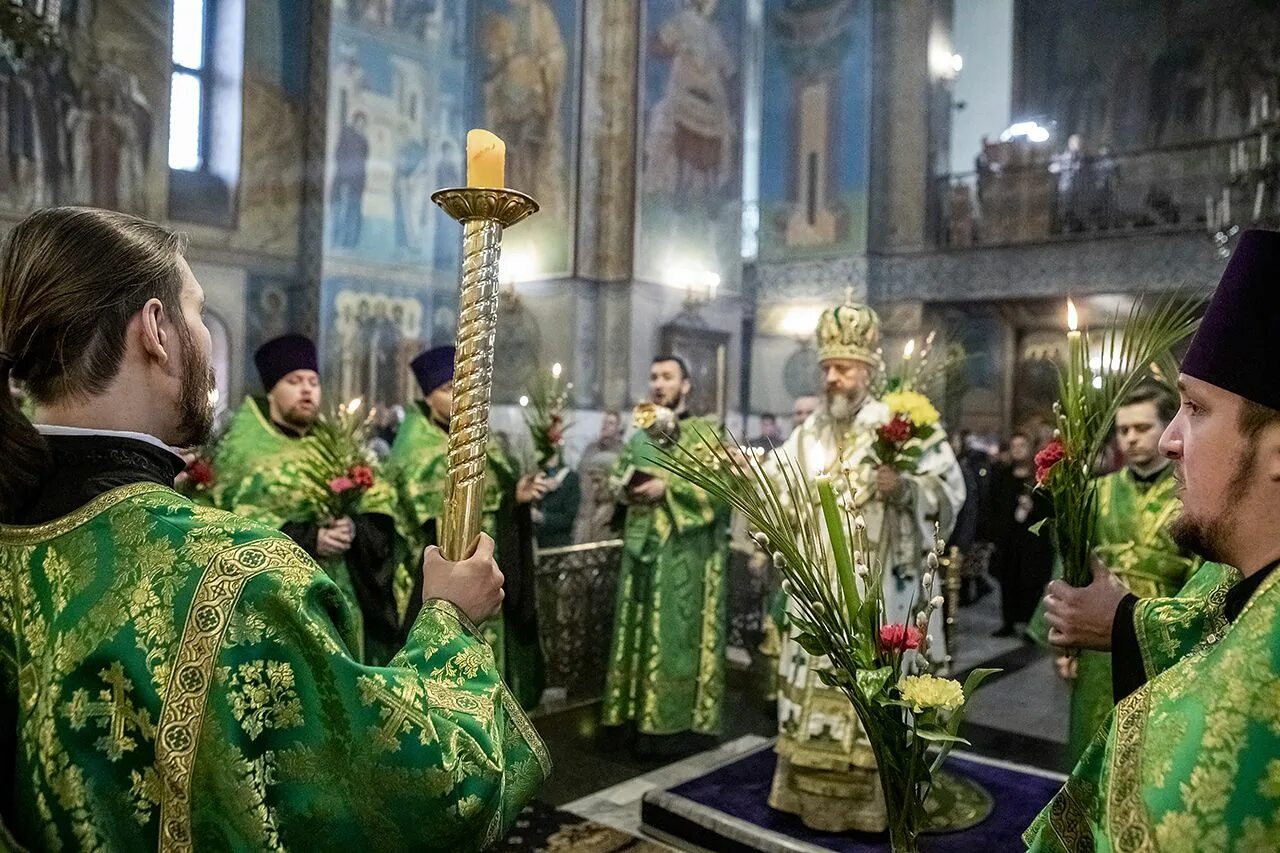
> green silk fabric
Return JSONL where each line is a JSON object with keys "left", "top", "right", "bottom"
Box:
{"left": 1025, "top": 565, "right": 1280, "bottom": 852}
{"left": 0, "top": 484, "right": 548, "bottom": 850}
{"left": 600, "top": 417, "right": 730, "bottom": 735}
{"left": 385, "top": 406, "right": 544, "bottom": 708}
{"left": 1066, "top": 468, "right": 1198, "bottom": 763}
{"left": 210, "top": 398, "right": 403, "bottom": 662}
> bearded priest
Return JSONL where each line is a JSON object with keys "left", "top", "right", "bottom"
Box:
{"left": 768, "top": 296, "right": 966, "bottom": 832}
{"left": 0, "top": 207, "right": 547, "bottom": 849}
{"left": 1027, "top": 229, "right": 1280, "bottom": 850}
{"left": 209, "top": 334, "right": 403, "bottom": 664}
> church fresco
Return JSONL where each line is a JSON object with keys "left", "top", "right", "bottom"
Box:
{"left": 235, "top": 0, "right": 310, "bottom": 257}
{"left": 322, "top": 276, "right": 435, "bottom": 411}
{"left": 758, "top": 0, "right": 871, "bottom": 261}
{"left": 320, "top": 4, "right": 469, "bottom": 405}
{"left": 324, "top": 7, "right": 468, "bottom": 272}
{"left": 634, "top": 0, "right": 744, "bottom": 295}
{"left": 0, "top": 0, "right": 166, "bottom": 218}
{"left": 473, "top": 0, "right": 581, "bottom": 280}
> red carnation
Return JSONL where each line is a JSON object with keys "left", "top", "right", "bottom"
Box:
{"left": 186, "top": 458, "right": 215, "bottom": 487}
{"left": 329, "top": 476, "right": 355, "bottom": 494}
{"left": 877, "top": 415, "right": 913, "bottom": 445}
{"left": 879, "top": 624, "right": 923, "bottom": 653}
{"left": 349, "top": 464, "right": 375, "bottom": 490}
{"left": 1035, "top": 438, "right": 1066, "bottom": 485}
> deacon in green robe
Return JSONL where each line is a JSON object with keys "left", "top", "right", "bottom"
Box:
{"left": 210, "top": 336, "right": 404, "bottom": 664}
{"left": 0, "top": 204, "right": 546, "bottom": 850}
{"left": 601, "top": 355, "right": 730, "bottom": 743}
{"left": 1027, "top": 229, "right": 1280, "bottom": 851}
{"left": 388, "top": 346, "right": 549, "bottom": 710}
{"left": 1030, "top": 385, "right": 1199, "bottom": 763}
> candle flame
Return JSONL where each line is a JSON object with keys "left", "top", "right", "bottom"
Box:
{"left": 551, "top": 362, "right": 562, "bottom": 379}
{"left": 903, "top": 338, "right": 916, "bottom": 360}
{"left": 519, "top": 395, "right": 530, "bottom": 407}
{"left": 345, "top": 397, "right": 363, "bottom": 415}
{"left": 1066, "top": 298, "right": 1079, "bottom": 332}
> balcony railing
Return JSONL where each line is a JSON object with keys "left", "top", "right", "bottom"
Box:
{"left": 936, "top": 140, "right": 1233, "bottom": 249}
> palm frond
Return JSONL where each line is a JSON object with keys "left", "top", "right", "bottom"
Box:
{"left": 1047, "top": 293, "right": 1199, "bottom": 585}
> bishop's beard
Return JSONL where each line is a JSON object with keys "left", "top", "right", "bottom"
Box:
{"left": 826, "top": 389, "right": 865, "bottom": 424}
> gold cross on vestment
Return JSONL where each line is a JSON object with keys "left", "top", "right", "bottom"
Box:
{"left": 63, "top": 661, "right": 156, "bottom": 761}
{"left": 357, "top": 673, "right": 440, "bottom": 752}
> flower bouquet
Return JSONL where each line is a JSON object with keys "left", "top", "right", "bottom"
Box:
{"left": 296, "top": 397, "right": 378, "bottom": 522}
{"left": 656, "top": 426, "right": 996, "bottom": 851}
{"left": 867, "top": 390, "right": 941, "bottom": 473}
{"left": 175, "top": 453, "right": 216, "bottom": 498}
{"left": 1034, "top": 297, "right": 1198, "bottom": 587}
{"left": 520, "top": 363, "right": 573, "bottom": 470}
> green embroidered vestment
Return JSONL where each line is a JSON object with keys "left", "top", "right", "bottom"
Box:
{"left": 386, "top": 406, "right": 544, "bottom": 709}
{"left": 600, "top": 417, "right": 730, "bottom": 735}
{"left": 1025, "top": 565, "right": 1280, "bottom": 852}
{"left": 0, "top": 484, "right": 548, "bottom": 851}
{"left": 211, "top": 398, "right": 402, "bottom": 662}
{"left": 1067, "top": 467, "right": 1198, "bottom": 763}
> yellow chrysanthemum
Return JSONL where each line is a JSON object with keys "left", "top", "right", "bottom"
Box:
{"left": 898, "top": 674, "right": 964, "bottom": 713}
{"left": 883, "top": 390, "right": 940, "bottom": 428}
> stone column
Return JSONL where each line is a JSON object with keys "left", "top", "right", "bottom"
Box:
{"left": 867, "top": 0, "right": 933, "bottom": 254}
{"left": 576, "top": 0, "right": 642, "bottom": 408}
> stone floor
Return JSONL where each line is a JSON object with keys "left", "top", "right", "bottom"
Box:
{"left": 534, "top": 590, "right": 1072, "bottom": 847}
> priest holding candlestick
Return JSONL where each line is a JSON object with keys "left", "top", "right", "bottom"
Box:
{"left": 0, "top": 204, "right": 547, "bottom": 849}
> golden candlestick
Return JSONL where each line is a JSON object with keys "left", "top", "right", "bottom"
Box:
{"left": 432, "top": 187, "right": 539, "bottom": 560}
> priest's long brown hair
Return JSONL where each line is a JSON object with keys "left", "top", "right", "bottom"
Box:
{"left": 0, "top": 207, "right": 186, "bottom": 518}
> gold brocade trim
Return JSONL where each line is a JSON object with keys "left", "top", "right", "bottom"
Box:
{"left": 1034, "top": 779, "right": 1098, "bottom": 853}
{"left": 157, "top": 538, "right": 295, "bottom": 852}
{"left": 501, "top": 688, "right": 552, "bottom": 778}
{"left": 423, "top": 598, "right": 552, "bottom": 779}
{"left": 0, "top": 483, "right": 173, "bottom": 543}
{"left": 422, "top": 598, "right": 482, "bottom": 639}
{"left": 1231, "top": 561, "right": 1280, "bottom": 622}
{"left": 693, "top": 548, "right": 725, "bottom": 733}
{"left": 1107, "top": 687, "right": 1156, "bottom": 851}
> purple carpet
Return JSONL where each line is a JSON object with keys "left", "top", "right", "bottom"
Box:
{"left": 641, "top": 745, "right": 1064, "bottom": 852}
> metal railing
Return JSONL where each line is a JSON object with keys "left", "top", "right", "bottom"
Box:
{"left": 532, "top": 536, "right": 775, "bottom": 709}
{"left": 936, "top": 140, "right": 1233, "bottom": 248}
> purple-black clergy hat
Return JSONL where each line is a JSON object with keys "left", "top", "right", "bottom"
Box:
{"left": 255, "top": 334, "right": 318, "bottom": 392}
{"left": 411, "top": 346, "right": 456, "bottom": 396}
{"left": 1182, "top": 230, "right": 1280, "bottom": 413}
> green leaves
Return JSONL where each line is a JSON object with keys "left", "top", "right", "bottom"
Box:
{"left": 1049, "top": 294, "right": 1199, "bottom": 586}
{"left": 856, "top": 666, "right": 893, "bottom": 700}
{"left": 793, "top": 632, "right": 828, "bottom": 657}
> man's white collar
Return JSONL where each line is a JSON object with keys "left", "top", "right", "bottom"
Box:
{"left": 34, "top": 424, "right": 184, "bottom": 461}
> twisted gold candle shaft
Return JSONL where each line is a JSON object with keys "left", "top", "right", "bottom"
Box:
{"left": 431, "top": 186, "right": 538, "bottom": 562}
{"left": 441, "top": 219, "right": 501, "bottom": 560}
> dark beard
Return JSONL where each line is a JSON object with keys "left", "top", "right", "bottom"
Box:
{"left": 280, "top": 406, "right": 318, "bottom": 431}
{"left": 1170, "top": 447, "right": 1254, "bottom": 564}
{"left": 1169, "top": 512, "right": 1229, "bottom": 564}
{"left": 656, "top": 390, "right": 684, "bottom": 411}
{"left": 175, "top": 332, "right": 215, "bottom": 448}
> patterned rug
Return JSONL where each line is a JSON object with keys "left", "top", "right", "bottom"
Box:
{"left": 495, "top": 800, "right": 667, "bottom": 852}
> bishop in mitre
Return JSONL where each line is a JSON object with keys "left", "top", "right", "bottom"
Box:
{"left": 769, "top": 296, "right": 966, "bottom": 832}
